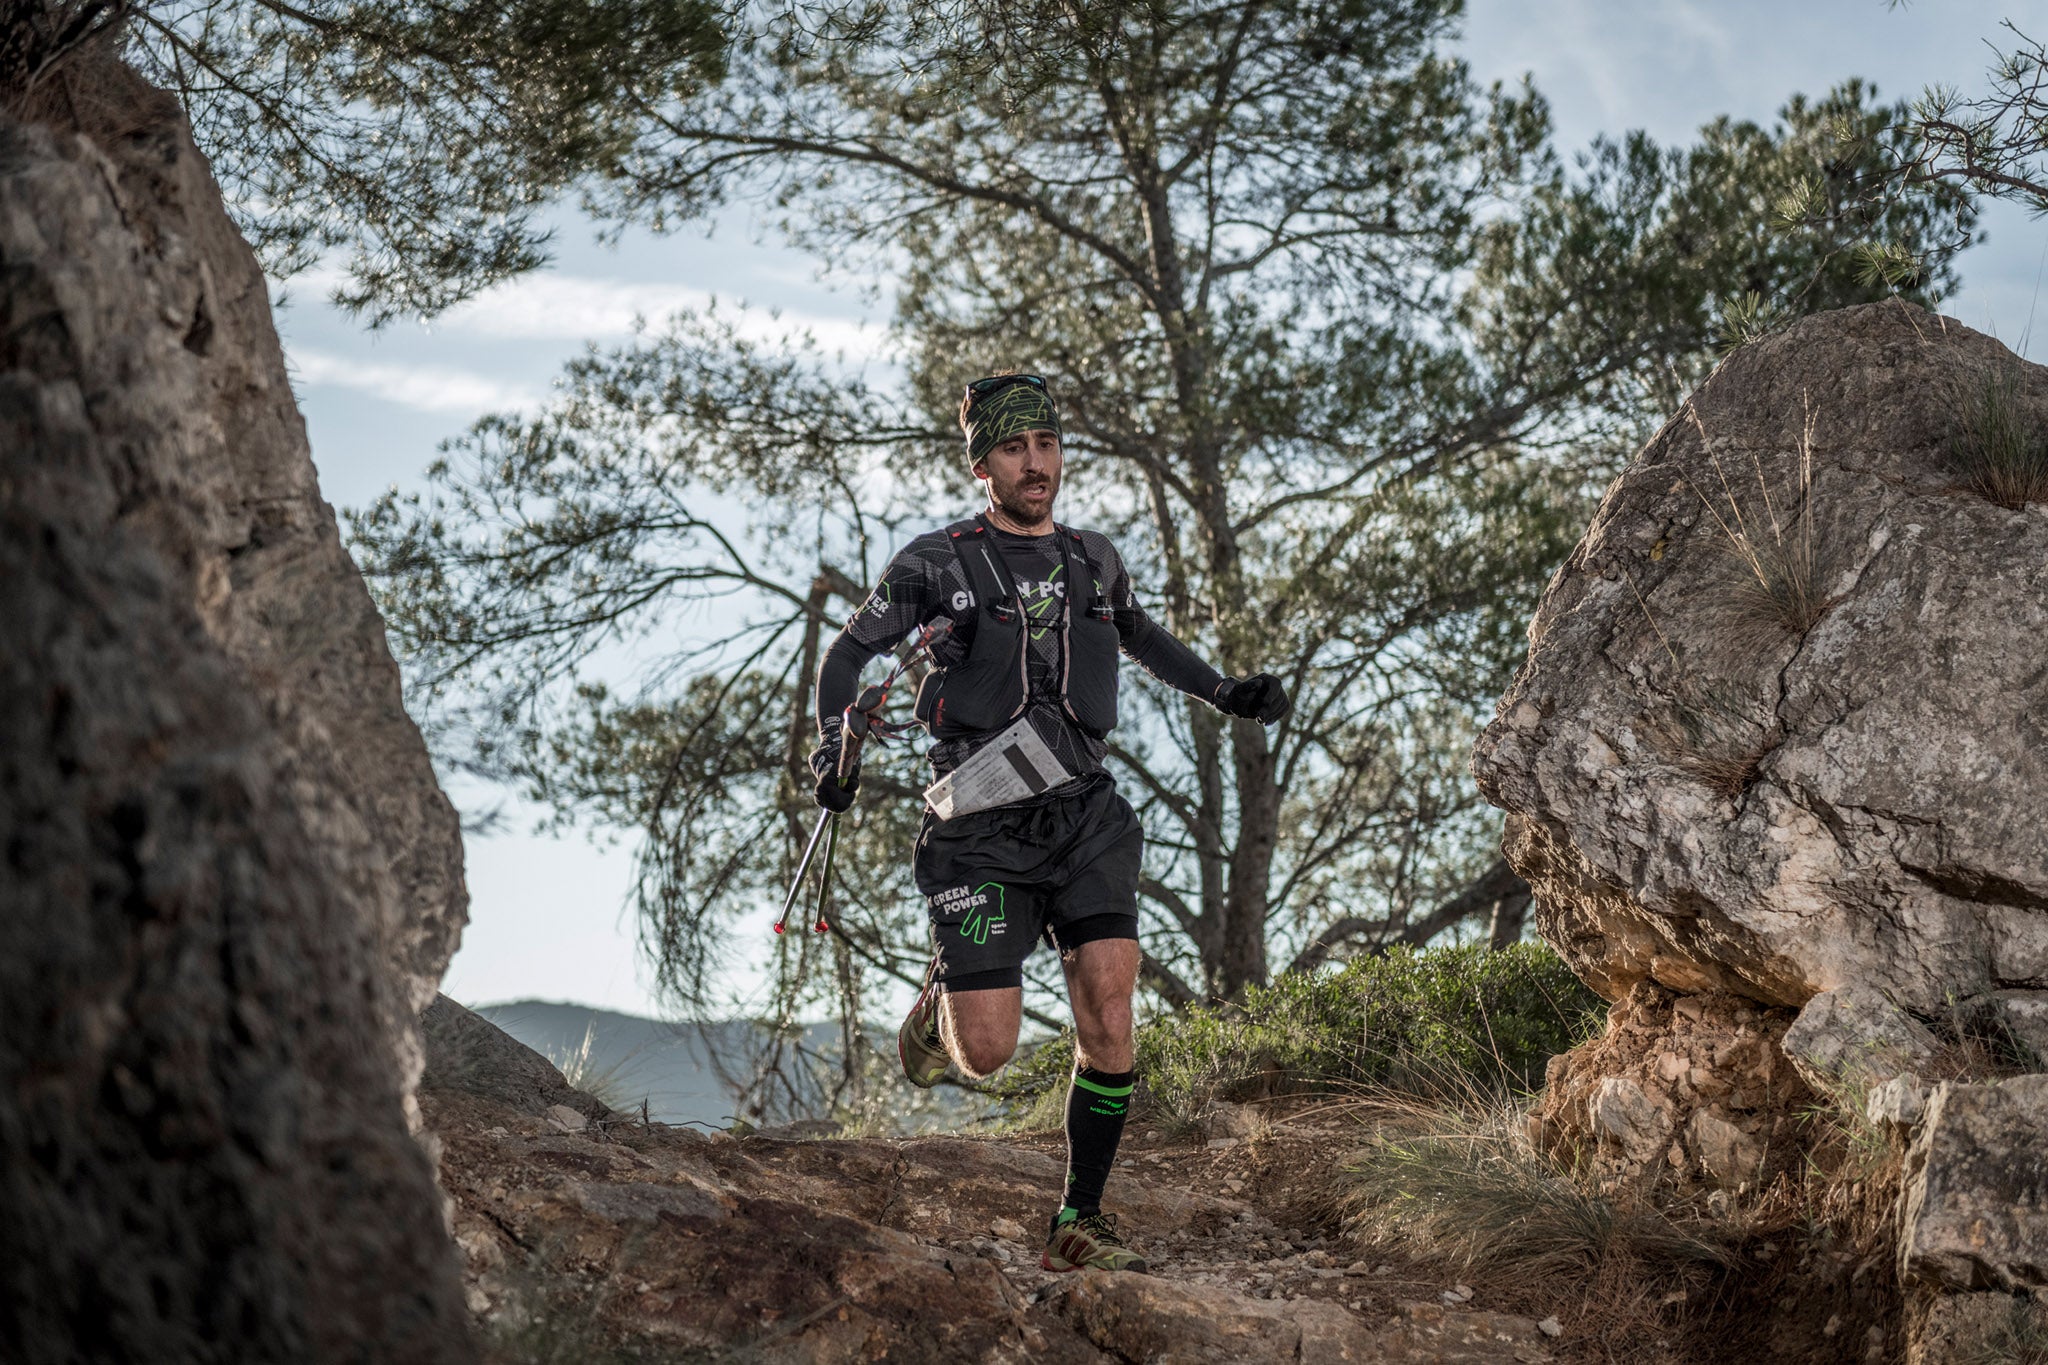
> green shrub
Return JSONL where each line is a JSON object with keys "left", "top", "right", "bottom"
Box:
{"left": 993, "top": 942, "right": 1601, "bottom": 1125}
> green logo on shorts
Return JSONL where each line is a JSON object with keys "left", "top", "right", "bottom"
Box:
{"left": 960, "top": 882, "right": 1006, "bottom": 946}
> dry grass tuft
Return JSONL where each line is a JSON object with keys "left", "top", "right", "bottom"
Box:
{"left": 1946, "top": 361, "right": 2048, "bottom": 509}
{"left": 1683, "top": 398, "right": 1835, "bottom": 646}
{"left": 1342, "top": 1097, "right": 1733, "bottom": 1278}
{"left": 1619, "top": 583, "right": 1778, "bottom": 797}
{"left": 1642, "top": 681, "right": 1779, "bottom": 799}
{"left": 548, "top": 1022, "right": 642, "bottom": 1114}
{"left": 1948, "top": 1297, "right": 2048, "bottom": 1365}
{"left": 1738, "top": 1079, "right": 1907, "bottom": 1284}
{"left": 1921, "top": 995, "right": 2045, "bottom": 1080}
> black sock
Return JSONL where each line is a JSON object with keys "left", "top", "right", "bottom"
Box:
{"left": 1061, "top": 1066, "right": 1134, "bottom": 1219}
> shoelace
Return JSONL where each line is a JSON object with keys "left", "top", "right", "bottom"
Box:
{"left": 1072, "top": 1213, "right": 1125, "bottom": 1245}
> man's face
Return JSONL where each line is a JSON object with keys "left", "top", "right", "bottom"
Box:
{"left": 975, "top": 427, "right": 1063, "bottom": 527}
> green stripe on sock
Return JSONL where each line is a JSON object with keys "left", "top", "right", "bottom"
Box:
{"left": 1071, "top": 1074, "right": 1135, "bottom": 1098}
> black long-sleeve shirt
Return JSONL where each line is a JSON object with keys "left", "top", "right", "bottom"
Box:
{"left": 816, "top": 523, "right": 1223, "bottom": 780}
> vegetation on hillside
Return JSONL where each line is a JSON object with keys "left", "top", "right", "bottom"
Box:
{"left": 994, "top": 942, "right": 1601, "bottom": 1128}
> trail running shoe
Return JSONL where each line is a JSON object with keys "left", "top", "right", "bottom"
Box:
{"left": 1043, "top": 1210, "right": 1148, "bottom": 1273}
{"left": 897, "top": 981, "right": 948, "bottom": 1089}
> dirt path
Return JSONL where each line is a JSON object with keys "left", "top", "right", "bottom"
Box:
{"left": 429, "top": 1080, "right": 1558, "bottom": 1364}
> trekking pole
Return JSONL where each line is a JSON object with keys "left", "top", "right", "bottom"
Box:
{"left": 810, "top": 686, "right": 879, "bottom": 935}
{"left": 811, "top": 811, "right": 841, "bottom": 934}
{"left": 773, "top": 809, "right": 835, "bottom": 936}
{"left": 773, "top": 621, "right": 950, "bottom": 937}
{"left": 772, "top": 686, "right": 877, "bottom": 935}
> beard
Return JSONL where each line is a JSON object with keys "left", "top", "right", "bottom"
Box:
{"left": 989, "top": 468, "right": 1060, "bottom": 527}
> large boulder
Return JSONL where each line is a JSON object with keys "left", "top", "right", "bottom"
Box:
{"left": 0, "top": 53, "right": 471, "bottom": 1363}
{"left": 1898, "top": 1074, "right": 2048, "bottom": 1292}
{"left": 421, "top": 994, "right": 620, "bottom": 1125}
{"left": 13, "top": 52, "right": 469, "bottom": 1114}
{"left": 1474, "top": 301, "right": 2048, "bottom": 1015}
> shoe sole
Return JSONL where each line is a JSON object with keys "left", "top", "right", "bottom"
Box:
{"left": 897, "top": 1003, "right": 945, "bottom": 1088}
{"left": 896, "top": 1032, "right": 942, "bottom": 1089}
{"left": 1040, "top": 1252, "right": 1148, "bottom": 1273}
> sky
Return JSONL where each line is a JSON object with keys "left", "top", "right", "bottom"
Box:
{"left": 271, "top": 0, "right": 2048, "bottom": 1020}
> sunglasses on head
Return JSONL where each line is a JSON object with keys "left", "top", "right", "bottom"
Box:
{"left": 963, "top": 373, "right": 1048, "bottom": 407}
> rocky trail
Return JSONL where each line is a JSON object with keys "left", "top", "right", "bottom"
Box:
{"left": 425, "top": 999, "right": 1559, "bottom": 1363}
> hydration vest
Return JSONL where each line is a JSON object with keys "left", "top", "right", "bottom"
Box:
{"left": 911, "top": 515, "right": 1121, "bottom": 740}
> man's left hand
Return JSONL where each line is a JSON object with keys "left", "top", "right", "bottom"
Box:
{"left": 1215, "top": 673, "right": 1290, "bottom": 725}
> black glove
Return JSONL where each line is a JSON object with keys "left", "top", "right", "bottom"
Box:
{"left": 808, "top": 722, "right": 861, "bottom": 813}
{"left": 1214, "top": 673, "right": 1290, "bottom": 725}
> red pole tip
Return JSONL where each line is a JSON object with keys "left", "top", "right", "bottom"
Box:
{"left": 773, "top": 923, "right": 785, "bottom": 934}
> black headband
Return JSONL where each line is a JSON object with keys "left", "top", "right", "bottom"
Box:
{"left": 964, "top": 378, "right": 1061, "bottom": 463}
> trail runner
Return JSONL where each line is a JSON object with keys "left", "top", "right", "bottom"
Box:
{"left": 808, "top": 373, "right": 1290, "bottom": 1273}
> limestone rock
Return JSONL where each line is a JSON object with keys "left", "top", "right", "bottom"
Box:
{"left": 544, "top": 1104, "right": 589, "bottom": 1133}
{"left": 1048, "top": 1274, "right": 1369, "bottom": 1363}
{"left": 1898, "top": 1074, "right": 2048, "bottom": 1291}
{"left": 0, "top": 69, "right": 471, "bottom": 1363}
{"left": 1205, "top": 1100, "right": 1267, "bottom": 1140}
{"left": 421, "top": 994, "right": 615, "bottom": 1123}
{"left": 1045, "top": 1279, "right": 1548, "bottom": 1363}
{"left": 1907, "top": 1290, "right": 2048, "bottom": 1365}
{"left": 1865, "top": 1073, "right": 1929, "bottom": 1130}
{"left": 9, "top": 48, "right": 467, "bottom": 1128}
{"left": 1590, "top": 1077, "right": 1670, "bottom": 1165}
{"left": 1531, "top": 984, "right": 1811, "bottom": 1193}
{"left": 1474, "top": 302, "right": 2048, "bottom": 1012}
{"left": 1781, "top": 984, "right": 1937, "bottom": 1091}
{"left": 1683, "top": 1109, "right": 1764, "bottom": 1189}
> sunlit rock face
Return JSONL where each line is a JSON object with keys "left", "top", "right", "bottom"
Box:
{"left": 1474, "top": 301, "right": 2048, "bottom": 1017}
{"left": 1527, "top": 983, "right": 1814, "bottom": 1197}
{"left": 0, "top": 55, "right": 470, "bottom": 1361}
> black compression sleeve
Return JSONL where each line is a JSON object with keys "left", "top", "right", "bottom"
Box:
{"left": 1115, "top": 606, "right": 1225, "bottom": 701}
{"left": 815, "top": 629, "right": 884, "bottom": 734}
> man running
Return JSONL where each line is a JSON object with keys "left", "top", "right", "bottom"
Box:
{"left": 808, "top": 373, "right": 1289, "bottom": 1273}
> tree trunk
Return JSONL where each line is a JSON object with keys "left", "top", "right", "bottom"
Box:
{"left": 1487, "top": 886, "right": 1532, "bottom": 950}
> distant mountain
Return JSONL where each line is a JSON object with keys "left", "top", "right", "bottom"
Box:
{"left": 467, "top": 999, "right": 1000, "bottom": 1134}
{"left": 469, "top": 999, "right": 784, "bottom": 1128}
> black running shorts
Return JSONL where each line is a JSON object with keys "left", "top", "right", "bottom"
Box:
{"left": 913, "top": 774, "right": 1141, "bottom": 992}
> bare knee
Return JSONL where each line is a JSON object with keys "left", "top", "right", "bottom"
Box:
{"left": 1066, "top": 939, "right": 1138, "bottom": 1072}
{"left": 941, "top": 990, "right": 1021, "bottom": 1079}
{"left": 1073, "top": 1000, "right": 1133, "bottom": 1073}
{"left": 947, "top": 1023, "right": 1018, "bottom": 1079}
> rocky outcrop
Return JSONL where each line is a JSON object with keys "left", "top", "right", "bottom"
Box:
{"left": 1047, "top": 1277, "right": 1550, "bottom": 1363}
{"left": 1476, "top": 301, "right": 2048, "bottom": 1353}
{"left": 0, "top": 54, "right": 471, "bottom": 1363}
{"left": 1474, "top": 301, "right": 2048, "bottom": 1015}
{"left": 1898, "top": 1075, "right": 2048, "bottom": 1292}
{"left": 422, "top": 994, "right": 621, "bottom": 1126}
{"left": 13, "top": 53, "right": 468, "bottom": 1115}
{"left": 1530, "top": 983, "right": 1813, "bottom": 1193}
{"left": 1780, "top": 982, "right": 1938, "bottom": 1092}
{"left": 426, "top": 1009, "right": 1555, "bottom": 1363}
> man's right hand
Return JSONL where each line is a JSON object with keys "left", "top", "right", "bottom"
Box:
{"left": 808, "top": 726, "right": 861, "bottom": 813}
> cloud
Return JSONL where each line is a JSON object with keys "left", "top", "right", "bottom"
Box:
{"left": 289, "top": 347, "right": 541, "bottom": 416}
{"left": 290, "top": 258, "right": 884, "bottom": 356}
{"left": 438, "top": 272, "right": 883, "bottom": 355}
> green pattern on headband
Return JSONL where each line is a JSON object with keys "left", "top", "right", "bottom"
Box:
{"left": 966, "top": 383, "right": 1061, "bottom": 463}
